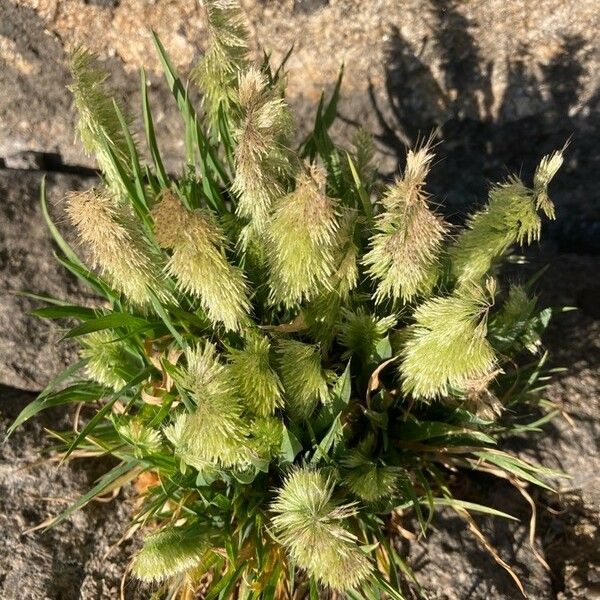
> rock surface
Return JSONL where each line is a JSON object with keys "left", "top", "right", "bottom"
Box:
{"left": 0, "top": 384, "right": 147, "bottom": 600}
{"left": 0, "top": 170, "right": 100, "bottom": 391}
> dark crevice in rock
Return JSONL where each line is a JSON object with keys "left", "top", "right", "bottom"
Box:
{"left": 83, "top": 0, "right": 120, "bottom": 7}
{"left": 0, "top": 151, "right": 98, "bottom": 178}
{"left": 292, "top": 0, "right": 329, "bottom": 15}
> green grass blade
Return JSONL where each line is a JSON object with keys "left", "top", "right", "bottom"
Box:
{"left": 46, "top": 459, "right": 142, "bottom": 529}
{"left": 63, "top": 366, "right": 153, "bottom": 460}
{"left": 31, "top": 305, "right": 99, "bottom": 321}
{"left": 141, "top": 68, "right": 169, "bottom": 189}
{"left": 54, "top": 252, "right": 116, "bottom": 300}
{"left": 147, "top": 288, "right": 185, "bottom": 348}
{"left": 112, "top": 99, "right": 151, "bottom": 224}
{"left": 40, "top": 177, "right": 84, "bottom": 267}
{"left": 5, "top": 360, "right": 89, "bottom": 438}
{"left": 347, "top": 152, "right": 373, "bottom": 221}
{"left": 63, "top": 312, "right": 151, "bottom": 339}
{"left": 151, "top": 32, "right": 230, "bottom": 191}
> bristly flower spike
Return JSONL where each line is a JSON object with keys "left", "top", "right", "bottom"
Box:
{"left": 363, "top": 143, "right": 448, "bottom": 303}
{"left": 534, "top": 149, "right": 564, "bottom": 219}
{"left": 69, "top": 49, "right": 132, "bottom": 198}
{"left": 80, "top": 331, "right": 138, "bottom": 391}
{"left": 231, "top": 66, "right": 295, "bottom": 242}
{"left": 173, "top": 342, "right": 248, "bottom": 468}
{"left": 338, "top": 309, "right": 397, "bottom": 363}
{"left": 132, "top": 525, "right": 208, "bottom": 582}
{"left": 268, "top": 164, "right": 340, "bottom": 308}
{"left": 271, "top": 468, "right": 373, "bottom": 591}
{"left": 400, "top": 282, "right": 498, "bottom": 400}
{"left": 277, "top": 339, "right": 330, "bottom": 420}
{"left": 66, "top": 189, "right": 171, "bottom": 307}
{"left": 227, "top": 332, "right": 284, "bottom": 417}
{"left": 193, "top": 0, "right": 249, "bottom": 129}
{"left": 451, "top": 150, "right": 562, "bottom": 283}
{"left": 152, "top": 191, "right": 251, "bottom": 331}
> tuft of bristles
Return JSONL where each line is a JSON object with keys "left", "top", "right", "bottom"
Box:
{"left": 248, "top": 416, "right": 284, "bottom": 461}
{"left": 271, "top": 468, "right": 373, "bottom": 591}
{"left": 304, "top": 209, "right": 360, "bottom": 346}
{"left": 116, "top": 418, "right": 162, "bottom": 457}
{"left": 342, "top": 451, "right": 401, "bottom": 502}
{"left": 69, "top": 49, "right": 131, "bottom": 197}
{"left": 132, "top": 525, "right": 208, "bottom": 582}
{"left": 152, "top": 192, "right": 251, "bottom": 331}
{"left": 193, "top": 0, "right": 249, "bottom": 128}
{"left": 338, "top": 309, "right": 397, "bottom": 362}
{"left": 81, "top": 331, "right": 136, "bottom": 391}
{"left": 449, "top": 151, "right": 564, "bottom": 284}
{"left": 228, "top": 333, "right": 284, "bottom": 417}
{"left": 231, "top": 67, "right": 295, "bottom": 241}
{"left": 364, "top": 145, "right": 448, "bottom": 302}
{"left": 400, "top": 283, "right": 498, "bottom": 400}
{"left": 277, "top": 339, "right": 330, "bottom": 420}
{"left": 534, "top": 150, "right": 563, "bottom": 219}
{"left": 66, "top": 189, "right": 170, "bottom": 307}
{"left": 173, "top": 343, "right": 248, "bottom": 468}
{"left": 268, "top": 165, "right": 340, "bottom": 307}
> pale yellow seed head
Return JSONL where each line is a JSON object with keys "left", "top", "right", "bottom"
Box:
{"left": 152, "top": 193, "right": 251, "bottom": 331}
{"left": 66, "top": 189, "right": 170, "bottom": 307}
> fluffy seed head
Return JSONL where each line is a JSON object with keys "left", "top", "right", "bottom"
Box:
{"left": 193, "top": 0, "right": 249, "bottom": 127}
{"left": 268, "top": 165, "right": 340, "bottom": 307}
{"left": 66, "top": 189, "right": 170, "bottom": 307}
{"left": 247, "top": 416, "right": 284, "bottom": 460}
{"left": 271, "top": 468, "right": 373, "bottom": 591}
{"left": 277, "top": 339, "right": 329, "bottom": 421}
{"left": 364, "top": 145, "right": 447, "bottom": 302}
{"left": 342, "top": 450, "right": 401, "bottom": 503}
{"left": 152, "top": 192, "right": 251, "bottom": 331}
{"left": 132, "top": 525, "right": 207, "bottom": 582}
{"left": 231, "top": 67, "right": 294, "bottom": 239}
{"left": 116, "top": 418, "right": 162, "bottom": 457}
{"left": 400, "top": 284, "right": 498, "bottom": 400}
{"left": 304, "top": 209, "right": 360, "bottom": 346}
{"left": 450, "top": 177, "right": 544, "bottom": 283}
{"left": 338, "top": 309, "right": 397, "bottom": 362}
{"left": 534, "top": 149, "right": 563, "bottom": 219}
{"left": 174, "top": 343, "right": 249, "bottom": 468}
{"left": 80, "top": 331, "right": 136, "bottom": 391}
{"left": 69, "top": 48, "right": 131, "bottom": 197}
{"left": 228, "top": 333, "right": 284, "bottom": 417}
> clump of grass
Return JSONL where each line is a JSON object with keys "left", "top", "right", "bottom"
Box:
{"left": 10, "top": 2, "right": 567, "bottom": 597}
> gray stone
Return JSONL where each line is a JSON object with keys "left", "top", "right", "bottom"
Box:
{"left": 0, "top": 384, "right": 148, "bottom": 600}
{"left": 0, "top": 169, "right": 97, "bottom": 391}
{"left": 292, "top": 0, "right": 329, "bottom": 15}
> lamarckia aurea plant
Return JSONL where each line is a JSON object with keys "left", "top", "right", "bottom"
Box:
{"left": 10, "top": 1, "right": 567, "bottom": 598}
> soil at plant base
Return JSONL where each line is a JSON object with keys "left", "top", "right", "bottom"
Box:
{"left": 0, "top": 168, "right": 598, "bottom": 598}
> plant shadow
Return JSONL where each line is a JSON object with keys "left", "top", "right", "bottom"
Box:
{"left": 352, "top": 0, "right": 600, "bottom": 255}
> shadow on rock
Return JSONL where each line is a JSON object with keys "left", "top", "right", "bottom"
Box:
{"left": 358, "top": 0, "right": 600, "bottom": 255}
